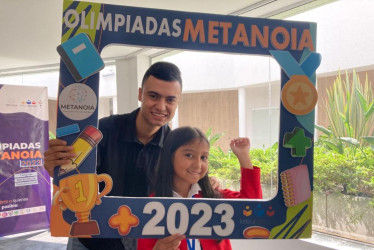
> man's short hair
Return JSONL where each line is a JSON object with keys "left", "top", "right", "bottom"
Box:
{"left": 141, "top": 62, "right": 182, "bottom": 89}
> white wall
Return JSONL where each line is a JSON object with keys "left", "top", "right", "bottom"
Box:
{"left": 0, "top": 65, "right": 117, "bottom": 100}
{"left": 288, "top": 0, "right": 374, "bottom": 75}
{"left": 165, "top": 52, "right": 281, "bottom": 92}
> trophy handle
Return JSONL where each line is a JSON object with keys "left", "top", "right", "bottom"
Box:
{"left": 53, "top": 187, "right": 69, "bottom": 211}
{"left": 95, "top": 174, "right": 113, "bottom": 205}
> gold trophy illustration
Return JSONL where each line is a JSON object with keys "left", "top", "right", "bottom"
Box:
{"left": 53, "top": 173, "right": 113, "bottom": 236}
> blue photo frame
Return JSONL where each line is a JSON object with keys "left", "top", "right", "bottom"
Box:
{"left": 51, "top": 0, "right": 321, "bottom": 240}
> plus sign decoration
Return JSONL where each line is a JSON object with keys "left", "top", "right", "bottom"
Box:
{"left": 283, "top": 127, "right": 312, "bottom": 157}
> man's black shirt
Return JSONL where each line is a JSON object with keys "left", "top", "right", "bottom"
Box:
{"left": 79, "top": 108, "right": 171, "bottom": 249}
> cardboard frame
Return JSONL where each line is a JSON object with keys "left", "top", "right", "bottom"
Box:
{"left": 51, "top": 0, "right": 321, "bottom": 239}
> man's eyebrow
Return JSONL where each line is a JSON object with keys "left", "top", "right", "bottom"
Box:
{"left": 147, "top": 91, "right": 178, "bottom": 98}
{"left": 147, "top": 91, "right": 160, "bottom": 95}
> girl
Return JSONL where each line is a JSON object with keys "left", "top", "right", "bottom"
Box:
{"left": 138, "top": 126, "right": 262, "bottom": 250}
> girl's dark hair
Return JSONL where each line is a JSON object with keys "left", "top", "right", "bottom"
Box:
{"left": 153, "top": 126, "right": 220, "bottom": 198}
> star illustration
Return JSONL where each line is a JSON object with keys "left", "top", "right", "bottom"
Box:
{"left": 281, "top": 75, "right": 318, "bottom": 115}
{"left": 109, "top": 205, "right": 139, "bottom": 236}
{"left": 290, "top": 85, "right": 310, "bottom": 105}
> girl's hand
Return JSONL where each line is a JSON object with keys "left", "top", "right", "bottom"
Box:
{"left": 209, "top": 176, "right": 222, "bottom": 190}
{"left": 153, "top": 234, "right": 185, "bottom": 250}
{"left": 230, "top": 137, "right": 250, "bottom": 156}
{"left": 230, "top": 138, "right": 253, "bottom": 169}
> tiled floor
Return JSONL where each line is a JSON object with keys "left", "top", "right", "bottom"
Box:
{"left": 1, "top": 230, "right": 373, "bottom": 250}
{"left": 0, "top": 230, "right": 68, "bottom": 250}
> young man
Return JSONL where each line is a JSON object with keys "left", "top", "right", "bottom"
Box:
{"left": 44, "top": 62, "right": 183, "bottom": 250}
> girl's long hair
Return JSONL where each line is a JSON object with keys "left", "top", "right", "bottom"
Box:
{"left": 153, "top": 126, "right": 220, "bottom": 198}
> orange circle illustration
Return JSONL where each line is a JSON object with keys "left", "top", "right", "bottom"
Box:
{"left": 281, "top": 75, "right": 318, "bottom": 115}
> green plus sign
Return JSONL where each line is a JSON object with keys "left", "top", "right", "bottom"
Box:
{"left": 283, "top": 127, "right": 312, "bottom": 157}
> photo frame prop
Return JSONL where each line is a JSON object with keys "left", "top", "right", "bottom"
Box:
{"left": 51, "top": 0, "right": 321, "bottom": 239}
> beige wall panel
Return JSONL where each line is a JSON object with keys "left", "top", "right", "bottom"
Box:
{"left": 48, "top": 99, "right": 57, "bottom": 136}
{"left": 178, "top": 90, "right": 238, "bottom": 151}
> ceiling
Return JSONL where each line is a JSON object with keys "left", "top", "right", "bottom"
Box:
{"left": 0, "top": 0, "right": 328, "bottom": 75}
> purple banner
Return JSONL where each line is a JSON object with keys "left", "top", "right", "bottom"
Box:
{"left": 0, "top": 85, "right": 51, "bottom": 236}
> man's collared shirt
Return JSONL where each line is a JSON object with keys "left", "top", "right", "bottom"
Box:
{"left": 97, "top": 108, "right": 170, "bottom": 197}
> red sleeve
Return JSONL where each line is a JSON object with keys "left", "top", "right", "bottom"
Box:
{"left": 138, "top": 238, "right": 188, "bottom": 250}
{"left": 137, "top": 193, "right": 158, "bottom": 249}
{"left": 219, "top": 166, "right": 262, "bottom": 199}
{"left": 137, "top": 238, "right": 158, "bottom": 250}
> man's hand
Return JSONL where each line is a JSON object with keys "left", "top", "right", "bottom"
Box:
{"left": 44, "top": 139, "right": 76, "bottom": 177}
{"left": 153, "top": 234, "right": 185, "bottom": 250}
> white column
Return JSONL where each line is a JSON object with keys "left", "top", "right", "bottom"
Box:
{"left": 238, "top": 87, "right": 246, "bottom": 137}
{"left": 172, "top": 108, "right": 179, "bottom": 129}
{"left": 115, "top": 55, "right": 150, "bottom": 114}
{"left": 112, "top": 96, "right": 118, "bottom": 114}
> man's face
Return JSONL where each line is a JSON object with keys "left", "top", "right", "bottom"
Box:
{"left": 138, "top": 75, "right": 182, "bottom": 128}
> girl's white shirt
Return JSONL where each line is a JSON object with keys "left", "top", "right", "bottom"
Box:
{"left": 172, "top": 183, "right": 201, "bottom": 198}
{"left": 172, "top": 183, "right": 202, "bottom": 250}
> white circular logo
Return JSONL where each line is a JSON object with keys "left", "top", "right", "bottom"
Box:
{"left": 59, "top": 83, "right": 97, "bottom": 120}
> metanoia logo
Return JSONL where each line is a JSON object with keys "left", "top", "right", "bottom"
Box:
{"left": 58, "top": 83, "right": 97, "bottom": 121}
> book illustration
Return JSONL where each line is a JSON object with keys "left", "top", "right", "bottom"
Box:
{"left": 57, "top": 33, "right": 104, "bottom": 82}
{"left": 280, "top": 165, "right": 311, "bottom": 207}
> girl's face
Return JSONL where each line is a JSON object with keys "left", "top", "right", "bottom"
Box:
{"left": 172, "top": 138, "right": 209, "bottom": 192}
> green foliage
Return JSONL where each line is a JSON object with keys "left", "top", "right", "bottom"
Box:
{"left": 209, "top": 143, "right": 278, "bottom": 188}
{"left": 314, "top": 146, "right": 374, "bottom": 198}
{"left": 315, "top": 70, "right": 374, "bottom": 154}
{"left": 209, "top": 139, "right": 374, "bottom": 199}
{"left": 49, "top": 131, "right": 56, "bottom": 139}
{"left": 250, "top": 143, "right": 278, "bottom": 185}
{"left": 209, "top": 146, "right": 241, "bottom": 187}
{"left": 205, "top": 128, "right": 225, "bottom": 146}
{"left": 313, "top": 70, "right": 374, "bottom": 204}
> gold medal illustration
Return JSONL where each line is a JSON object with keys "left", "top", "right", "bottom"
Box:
{"left": 281, "top": 75, "right": 318, "bottom": 115}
